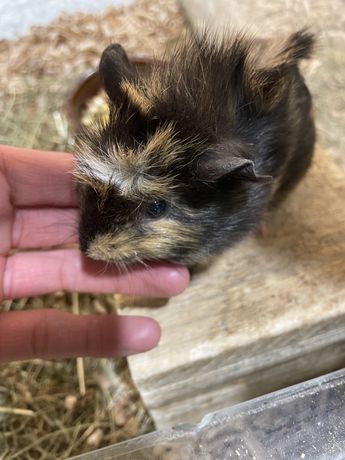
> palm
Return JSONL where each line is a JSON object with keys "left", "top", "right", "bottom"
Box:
{"left": 0, "top": 145, "right": 188, "bottom": 362}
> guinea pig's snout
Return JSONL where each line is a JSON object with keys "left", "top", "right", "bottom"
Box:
{"left": 78, "top": 207, "right": 109, "bottom": 255}
{"left": 78, "top": 218, "right": 97, "bottom": 254}
{"left": 79, "top": 234, "right": 90, "bottom": 254}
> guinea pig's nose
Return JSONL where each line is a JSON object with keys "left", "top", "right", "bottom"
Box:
{"left": 79, "top": 235, "right": 90, "bottom": 254}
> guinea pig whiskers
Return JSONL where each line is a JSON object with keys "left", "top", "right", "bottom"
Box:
{"left": 96, "top": 259, "right": 112, "bottom": 277}
{"left": 115, "top": 258, "right": 130, "bottom": 276}
{"left": 135, "top": 257, "right": 150, "bottom": 271}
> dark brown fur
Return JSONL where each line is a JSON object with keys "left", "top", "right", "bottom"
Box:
{"left": 75, "top": 30, "right": 316, "bottom": 267}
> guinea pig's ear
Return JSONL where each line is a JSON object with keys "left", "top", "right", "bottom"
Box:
{"left": 196, "top": 151, "right": 272, "bottom": 183}
{"left": 246, "top": 29, "right": 315, "bottom": 110}
{"left": 99, "top": 43, "right": 136, "bottom": 103}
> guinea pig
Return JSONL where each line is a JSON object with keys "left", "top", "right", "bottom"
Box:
{"left": 74, "top": 29, "right": 315, "bottom": 268}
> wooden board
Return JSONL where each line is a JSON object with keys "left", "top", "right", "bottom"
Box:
{"left": 124, "top": 146, "right": 345, "bottom": 428}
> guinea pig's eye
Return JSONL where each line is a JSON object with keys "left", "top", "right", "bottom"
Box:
{"left": 146, "top": 200, "right": 168, "bottom": 218}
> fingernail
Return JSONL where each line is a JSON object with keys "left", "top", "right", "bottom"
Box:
{"left": 118, "top": 316, "right": 161, "bottom": 355}
{"left": 156, "top": 264, "right": 190, "bottom": 296}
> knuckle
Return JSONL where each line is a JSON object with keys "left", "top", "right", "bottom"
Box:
{"left": 12, "top": 211, "right": 24, "bottom": 248}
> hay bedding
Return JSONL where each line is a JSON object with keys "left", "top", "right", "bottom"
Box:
{"left": 0, "top": 0, "right": 184, "bottom": 150}
{"left": 0, "top": 0, "right": 185, "bottom": 458}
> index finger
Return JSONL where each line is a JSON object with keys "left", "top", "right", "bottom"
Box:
{"left": 0, "top": 145, "right": 78, "bottom": 207}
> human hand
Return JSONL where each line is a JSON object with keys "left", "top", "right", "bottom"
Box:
{"left": 0, "top": 145, "right": 189, "bottom": 363}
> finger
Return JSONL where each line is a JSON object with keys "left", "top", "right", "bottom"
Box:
{"left": 0, "top": 145, "right": 78, "bottom": 207}
{"left": 3, "top": 248, "right": 190, "bottom": 299}
{"left": 0, "top": 310, "right": 161, "bottom": 362}
{"left": 12, "top": 208, "right": 79, "bottom": 248}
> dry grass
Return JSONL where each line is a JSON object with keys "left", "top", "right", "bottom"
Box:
{"left": 0, "top": 0, "right": 185, "bottom": 458}
{"left": 0, "top": 358, "right": 154, "bottom": 459}
{"left": 0, "top": 294, "right": 157, "bottom": 458}
{"left": 0, "top": 0, "right": 185, "bottom": 151}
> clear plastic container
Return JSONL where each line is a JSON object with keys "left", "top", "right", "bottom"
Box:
{"left": 70, "top": 368, "right": 345, "bottom": 459}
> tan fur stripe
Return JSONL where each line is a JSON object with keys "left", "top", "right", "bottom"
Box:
{"left": 120, "top": 81, "right": 152, "bottom": 114}
{"left": 87, "top": 218, "right": 201, "bottom": 264}
{"left": 75, "top": 123, "right": 203, "bottom": 199}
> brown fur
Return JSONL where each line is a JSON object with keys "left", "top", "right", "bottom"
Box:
{"left": 120, "top": 81, "right": 152, "bottom": 114}
{"left": 75, "top": 29, "right": 316, "bottom": 267}
{"left": 87, "top": 218, "right": 202, "bottom": 265}
{"left": 75, "top": 123, "right": 204, "bottom": 200}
